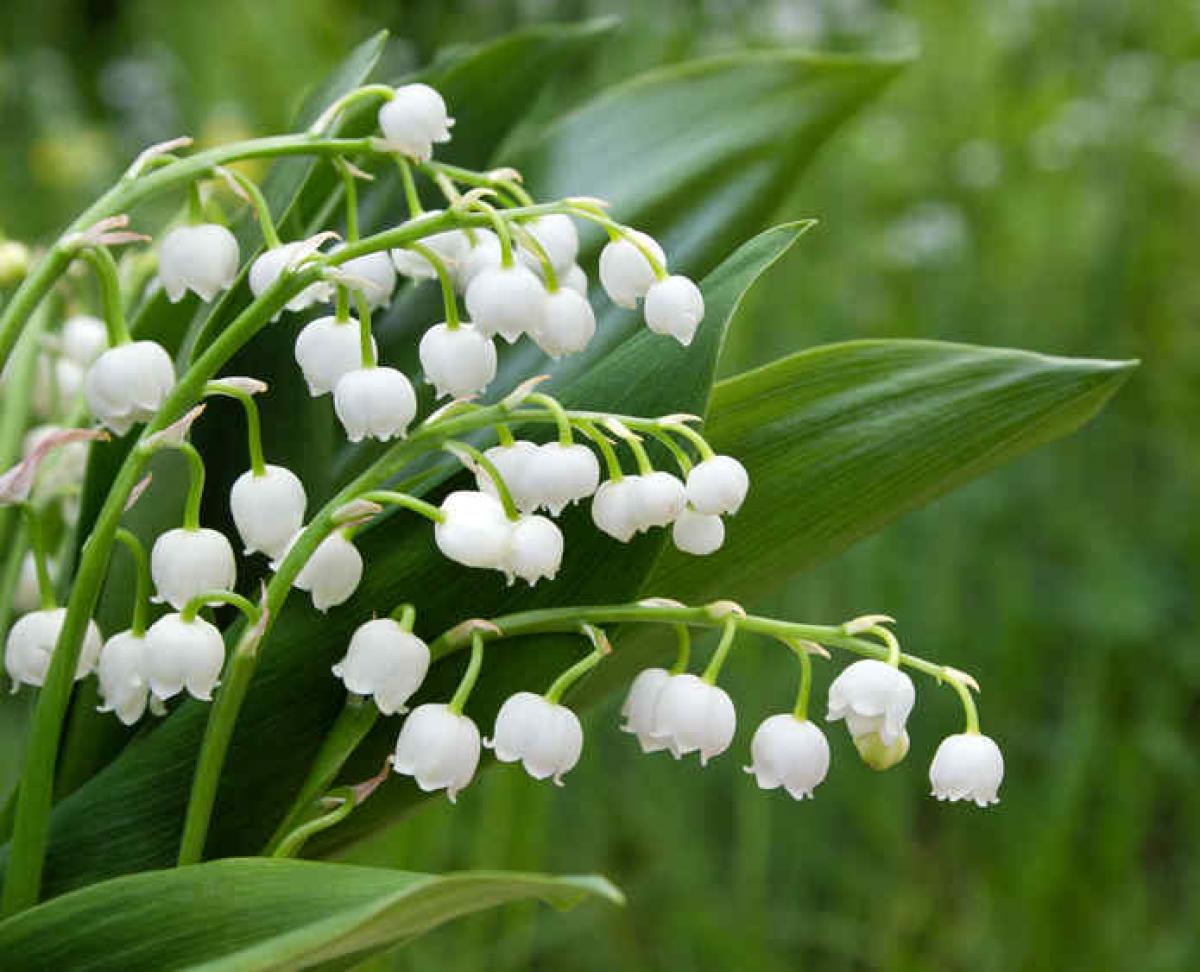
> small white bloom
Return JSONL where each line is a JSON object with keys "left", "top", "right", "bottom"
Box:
{"left": 434, "top": 490, "right": 512, "bottom": 570}
{"left": 487, "top": 692, "right": 583, "bottom": 784}
{"left": 276, "top": 529, "right": 363, "bottom": 612}
{"left": 826, "top": 659, "right": 916, "bottom": 748}
{"left": 644, "top": 274, "right": 704, "bottom": 346}
{"left": 530, "top": 288, "right": 595, "bottom": 359}
{"left": 519, "top": 214, "right": 579, "bottom": 274}
{"left": 591, "top": 478, "right": 641, "bottom": 542}
{"left": 562, "top": 264, "right": 589, "bottom": 297}
{"left": 143, "top": 613, "right": 225, "bottom": 702}
{"left": 13, "top": 553, "right": 46, "bottom": 615}
{"left": 333, "top": 366, "right": 417, "bottom": 443}
{"left": 631, "top": 471, "right": 687, "bottom": 531}
{"left": 503, "top": 514, "right": 563, "bottom": 586}
{"left": 34, "top": 354, "right": 84, "bottom": 417}
{"left": 744, "top": 714, "right": 830, "bottom": 800}
{"left": 378, "top": 83, "right": 454, "bottom": 161}
{"left": 84, "top": 340, "right": 176, "bottom": 435}
{"left": 619, "top": 667, "right": 673, "bottom": 753}
{"left": 454, "top": 229, "right": 502, "bottom": 290}
{"left": 649, "top": 672, "right": 736, "bottom": 765}
{"left": 686, "top": 455, "right": 749, "bottom": 516}
{"left": 671, "top": 508, "right": 725, "bottom": 556}
{"left": 248, "top": 242, "right": 332, "bottom": 315}
{"left": 465, "top": 264, "right": 545, "bottom": 344}
{"left": 929, "top": 733, "right": 1004, "bottom": 807}
{"left": 96, "top": 630, "right": 150, "bottom": 725}
{"left": 229, "top": 465, "right": 307, "bottom": 558}
{"left": 390, "top": 210, "right": 469, "bottom": 280}
{"left": 150, "top": 527, "right": 237, "bottom": 611}
{"left": 329, "top": 248, "right": 396, "bottom": 309}
{"left": 599, "top": 230, "right": 665, "bottom": 308}
{"left": 332, "top": 618, "right": 430, "bottom": 715}
{"left": 474, "top": 441, "right": 542, "bottom": 514}
{"left": 60, "top": 314, "right": 109, "bottom": 367}
{"left": 294, "top": 315, "right": 376, "bottom": 397}
{"left": 536, "top": 442, "right": 600, "bottom": 515}
{"left": 4, "top": 608, "right": 102, "bottom": 690}
{"left": 393, "top": 702, "right": 480, "bottom": 801}
{"left": 158, "top": 223, "right": 239, "bottom": 303}
{"left": 418, "top": 322, "right": 497, "bottom": 399}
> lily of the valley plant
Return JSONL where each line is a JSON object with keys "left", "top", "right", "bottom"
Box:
{"left": 0, "top": 28, "right": 1130, "bottom": 964}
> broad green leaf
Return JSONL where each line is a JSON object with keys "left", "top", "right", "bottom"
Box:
{"left": 0, "top": 859, "right": 621, "bottom": 971}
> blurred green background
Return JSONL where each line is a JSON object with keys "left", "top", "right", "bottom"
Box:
{"left": 2, "top": 1, "right": 1197, "bottom": 969}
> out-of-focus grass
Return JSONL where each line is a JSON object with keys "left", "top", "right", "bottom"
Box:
{"left": 2, "top": 1, "right": 1197, "bottom": 970}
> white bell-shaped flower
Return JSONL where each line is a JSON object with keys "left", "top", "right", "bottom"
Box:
{"left": 84, "top": 340, "right": 175, "bottom": 435}
{"left": 143, "top": 613, "right": 225, "bottom": 702}
{"left": 465, "top": 263, "right": 545, "bottom": 344}
{"left": 150, "top": 527, "right": 237, "bottom": 611}
{"left": 826, "top": 659, "right": 916, "bottom": 748}
{"left": 158, "top": 223, "right": 239, "bottom": 303}
{"left": 378, "top": 83, "right": 454, "bottom": 161}
{"left": 686, "top": 455, "right": 749, "bottom": 516}
{"left": 329, "top": 249, "right": 396, "bottom": 309}
{"left": 275, "top": 529, "right": 363, "bottom": 612}
{"left": 418, "top": 322, "right": 497, "bottom": 399}
{"left": 644, "top": 274, "right": 704, "bottom": 346}
{"left": 631, "top": 470, "right": 687, "bottom": 531}
{"left": 619, "top": 667, "right": 672, "bottom": 753}
{"left": 391, "top": 210, "right": 469, "bottom": 280}
{"left": 474, "top": 441, "right": 542, "bottom": 514}
{"left": 599, "top": 230, "right": 665, "bottom": 308}
{"left": 591, "top": 478, "right": 641, "bottom": 542}
{"left": 294, "top": 315, "right": 375, "bottom": 397}
{"left": 671, "top": 508, "right": 725, "bottom": 556}
{"left": 60, "top": 314, "right": 108, "bottom": 367}
{"left": 333, "top": 366, "right": 417, "bottom": 443}
{"left": 248, "top": 242, "right": 333, "bottom": 314}
{"left": 519, "top": 214, "right": 579, "bottom": 274}
{"left": 487, "top": 692, "right": 583, "bottom": 784}
{"left": 536, "top": 442, "right": 601, "bottom": 515}
{"left": 434, "top": 490, "right": 512, "bottom": 570}
{"left": 229, "top": 465, "right": 307, "bottom": 558}
{"left": 649, "top": 672, "right": 736, "bottom": 765}
{"left": 744, "top": 714, "right": 830, "bottom": 800}
{"left": 503, "top": 514, "right": 563, "bottom": 586}
{"left": 4, "top": 607, "right": 102, "bottom": 690}
{"left": 96, "top": 630, "right": 150, "bottom": 725}
{"left": 13, "top": 553, "right": 45, "bottom": 615}
{"left": 929, "top": 733, "right": 1004, "bottom": 807}
{"left": 530, "top": 288, "right": 596, "bottom": 359}
{"left": 393, "top": 702, "right": 480, "bottom": 801}
{"left": 454, "top": 229, "right": 502, "bottom": 290}
{"left": 34, "top": 354, "right": 84, "bottom": 417}
{"left": 562, "top": 264, "right": 588, "bottom": 297}
{"left": 332, "top": 618, "right": 430, "bottom": 715}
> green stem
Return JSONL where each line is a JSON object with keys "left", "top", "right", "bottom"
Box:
{"left": 221, "top": 168, "right": 281, "bottom": 248}
{"left": 649, "top": 428, "right": 694, "bottom": 475}
{"left": 0, "top": 521, "right": 29, "bottom": 653}
{"left": 336, "top": 160, "right": 360, "bottom": 242}
{"left": 446, "top": 440, "right": 518, "bottom": 519}
{"left": 474, "top": 201, "right": 514, "bottom": 267}
{"left": 82, "top": 248, "right": 131, "bottom": 345}
{"left": 545, "top": 634, "right": 607, "bottom": 704}
{"left": 335, "top": 285, "right": 351, "bottom": 323}
{"left": 670, "top": 623, "right": 691, "bottom": 674}
{"left": 448, "top": 633, "right": 485, "bottom": 715}
{"left": 179, "top": 589, "right": 260, "bottom": 625}
{"left": 407, "top": 242, "right": 460, "bottom": 328}
{"left": 359, "top": 490, "right": 445, "bottom": 523}
{"left": 621, "top": 431, "right": 654, "bottom": 475}
{"left": 867, "top": 624, "right": 902, "bottom": 667}
{"left": 701, "top": 616, "right": 739, "bottom": 684}
{"left": 509, "top": 222, "right": 558, "bottom": 291}
{"left": 22, "top": 506, "right": 56, "bottom": 610}
{"left": 309, "top": 83, "right": 396, "bottom": 134}
{"left": 529, "top": 393, "right": 573, "bottom": 446}
{"left": 187, "top": 181, "right": 204, "bottom": 224}
{"left": 205, "top": 381, "right": 266, "bottom": 476}
{"left": 113, "top": 528, "right": 151, "bottom": 636}
{"left": 669, "top": 421, "right": 716, "bottom": 461}
{"left": 271, "top": 788, "right": 356, "bottom": 859}
{"left": 390, "top": 603, "right": 416, "bottom": 629}
{"left": 574, "top": 421, "right": 623, "bottom": 481}
{"left": 353, "top": 291, "right": 375, "bottom": 368}
{"left": 424, "top": 161, "right": 532, "bottom": 206}
{"left": 178, "top": 442, "right": 206, "bottom": 530}
{"left": 791, "top": 646, "right": 813, "bottom": 721}
{"left": 396, "top": 157, "right": 422, "bottom": 216}
{"left": 947, "top": 676, "right": 981, "bottom": 735}
{"left": 566, "top": 207, "right": 667, "bottom": 280}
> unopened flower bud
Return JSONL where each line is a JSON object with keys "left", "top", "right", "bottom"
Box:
{"left": 644, "top": 274, "right": 704, "bottom": 346}
{"left": 249, "top": 242, "right": 332, "bottom": 315}
{"left": 671, "top": 508, "right": 725, "bottom": 556}
{"left": 418, "top": 322, "right": 497, "bottom": 399}
{"left": 230, "top": 465, "right": 307, "bottom": 558}
{"left": 487, "top": 692, "right": 583, "bottom": 784}
{"left": 827, "top": 659, "right": 916, "bottom": 759}
{"left": 854, "top": 729, "right": 910, "bottom": 770}
{"left": 454, "top": 230, "right": 502, "bottom": 290}
{"left": 930, "top": 733, "right": 1004, "bottom": 806}
{"left": 435, "top": 490, "right": 512, "bottom": 570}
{"left": 294, "top": 315, "right": 376, "bottom": 397}
{"left": 536, "top": 442, "right": 600, "bottom": 515}
{"left": 0, "top": 239, "right": 31, "bottom": 287}
{"left": 275, "top": 529, "right": 363, "bottom": 612}
{"left": 393, "top": 702, "right": 480, "bottom": 801}
{"left": 599, "top": 230, "right": 665, "bottom": 308}
{"left": 158, "top": 223, "right": 239, "bottom": 303}
{"left": 4, "top": 608, "right": 102, "bottom": 690}
{"left": 378, "top": 83, "right": 454, "bottom": 162}
{"left": 503, "top": 514, "right": 563, "bottom": 586}
{"left": 332, "top": 618, "right": 430, "bottom": 715}
{"left": 84, "top": 340, "right": 176, "bottom": 435}
{"left": 591, "top": 478, "right": 641, "bottom": 542}
{"left": 465, "top": 264, "right": 545, "bottom": 344}
{"left": 96, "top": 630, "right": 150, "bottom": 724}
{"left": 519, "top": 214, "right": 579, "bottom": 274}
{"left": 649, "top": 672, "right": 736, "bottom": 765}
{"left": 330, "top": 249, "right": 396, "bottom": 309}
{"left": 620, "top": 667, "right": 673, "bottom": 752}
{"left": 150, "top": 527, "right": 237, "bottom": 611}
{"left": 686, "top": 455, "right": 749, "bottom": 516}
{"left": 12, "top": 553, "right": 46, "bottom": 615}
{"left": 333, "top": 366, "right": 417, "bottom": 443}
{"left": 474, "top": 441, "right": 542, "bottom": 513}
{"left": 631, "top": 470, "right": 687, "bottom": 530}
{"left": 531, "top": 288, "right": 595, "bottom": 359}
{"left": 745, "top": 714, "right": 830, "bottom": 800}
{"left": 143, "top": 612, "right": 225, "bottom": 701}
{"left": 60, "top": 314, "right": 109, "bottom": 367}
